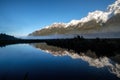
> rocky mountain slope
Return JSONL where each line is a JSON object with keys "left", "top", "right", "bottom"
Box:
{"left": 29, "top": 0, "right": 120, "bottom": 36}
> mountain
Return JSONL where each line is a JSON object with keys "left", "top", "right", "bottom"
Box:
{"left": 29, "top": 0, "right": 120, "bottom": 36}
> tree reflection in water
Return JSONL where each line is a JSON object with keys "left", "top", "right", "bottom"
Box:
{"left": 32, "top": 43, "right": 120, "bottom": 78}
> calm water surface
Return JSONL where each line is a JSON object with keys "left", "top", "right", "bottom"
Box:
{"left": 0, "top": 43, "right": 120, "bottom": 80}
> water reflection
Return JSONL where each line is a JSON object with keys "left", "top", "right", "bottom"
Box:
{"left": 32, "top": 43, "right": 120, "bottom": 78}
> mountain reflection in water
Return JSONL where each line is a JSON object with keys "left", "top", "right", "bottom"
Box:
{"left": 32, "top": 43, "right": 120, "bottom": 78}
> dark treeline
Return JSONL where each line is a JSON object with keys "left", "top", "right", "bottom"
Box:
{"left": 0, "top": 33, "right": 18, "bottom": 40}
{"left": 45, "top": 35, "right": 120, "bottom": 57}
{"left": 0, "top": 33, "right": 120, "bottom": 57}
{"left": 0, "top": 33, "right": 45, "bottom": 47}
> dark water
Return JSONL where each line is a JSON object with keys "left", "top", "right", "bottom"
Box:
{"left": 0, "top": 43, "right": 120, "bottom": 80}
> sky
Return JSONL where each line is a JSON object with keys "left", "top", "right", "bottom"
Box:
{"left": 0, "top": 0, "right": 115, "bottom": 36}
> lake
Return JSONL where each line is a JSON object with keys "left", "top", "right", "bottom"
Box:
{"left": 0, "top": 43, "right": 120, "bottom": 80}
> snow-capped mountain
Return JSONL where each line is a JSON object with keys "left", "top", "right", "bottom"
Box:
{"left": 29, "top": 0, "right": 120, "bottom": 36}
{"left": 66, "top": 0, "right": 120, "bottom": 26}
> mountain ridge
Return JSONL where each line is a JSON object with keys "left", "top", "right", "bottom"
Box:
{"left": 29, "top": 0, "right": 120, "bottom": 36}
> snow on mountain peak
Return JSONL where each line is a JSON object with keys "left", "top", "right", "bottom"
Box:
{"left": 66, "top": 0, "right": 120, "bottom": 27}
{"left": 66, "top": 10, "right": 110, "bottom": 27}
{"left": 80, "top": 11, "right": 109, "bottom": 23}
{"left": 108, "top": 0, "right": 120, "bottom": 14}
{"left": 66, "top": 20, "right": 81, "bottom": 27}
{"left": 45, "top": 22, "right": 66, "bottom": 29}
{"left": 44, "top": 0, "right": 120, "bottom": 29}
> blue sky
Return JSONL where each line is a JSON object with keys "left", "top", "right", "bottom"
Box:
{"left": 0, "top": 0, "right": 115, "bottom": 36}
